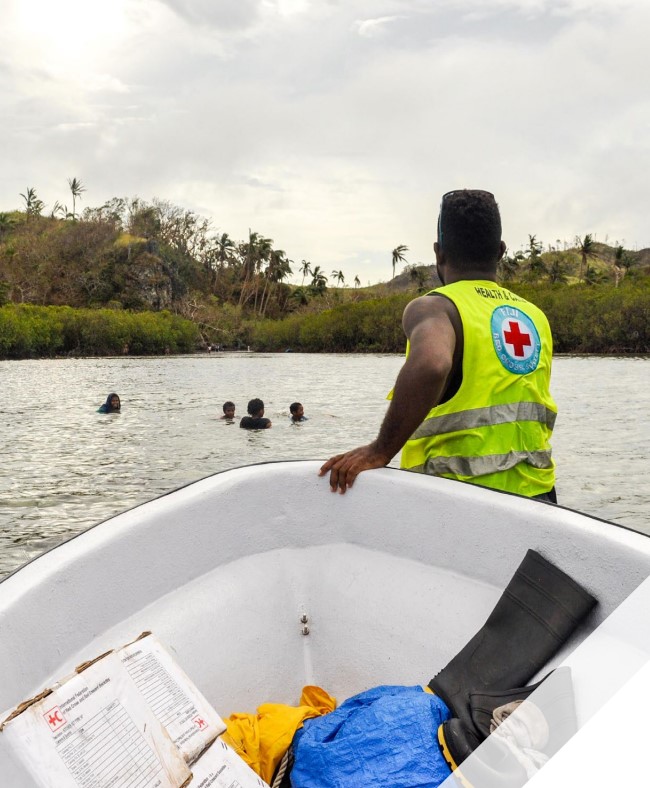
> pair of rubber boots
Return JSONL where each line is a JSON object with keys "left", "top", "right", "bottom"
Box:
{"left": 431, "top": 549, "right": 597, "bottom": 786}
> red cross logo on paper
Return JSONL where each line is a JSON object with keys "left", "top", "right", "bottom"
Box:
{"left": 193, "top": 716, "right": 207, "bottom": 729}
{"left": 491, "top": 307, "right": 541, "bottom": 375}
{"left": 44, "top": 706, "right": 66, "bottom": 732}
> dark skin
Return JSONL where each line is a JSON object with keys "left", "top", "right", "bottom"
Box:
{"left": 249, "top": 407, "right": 272, "bottom": 428}
{"left": 319, "top": 240, "right": 506, "bottom": 493}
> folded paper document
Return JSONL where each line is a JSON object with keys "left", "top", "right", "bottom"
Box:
{"left": 1, "top": 651, "right": 191, "bottom": 788}
{"left": 1, "top": 632, "right": 268, "bottom": 788}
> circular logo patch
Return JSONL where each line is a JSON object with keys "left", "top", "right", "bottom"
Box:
{"left": 491, "top": 306, "right": 541, "bottom": 374}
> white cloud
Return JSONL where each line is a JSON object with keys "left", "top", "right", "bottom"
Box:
{"left": 353, "top": 16, "right": 405, "bottom": 38}
{"left": 1, "top": 0, "right": 649, "bottom": 285}
{"left": 157, "top": 0, "right": 263, "bottom": 30}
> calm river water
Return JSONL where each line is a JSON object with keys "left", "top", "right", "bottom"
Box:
{"left": 0, "top": 354, "right": 648, "bottom": 579}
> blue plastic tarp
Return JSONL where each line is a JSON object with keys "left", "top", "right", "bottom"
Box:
{"left": 290, "top": 685, "right": 453, "bottom": 787}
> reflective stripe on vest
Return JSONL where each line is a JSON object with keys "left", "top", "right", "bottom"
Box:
{"left": 408, "top": 449, "right": 554, "bottom": 477}
{"left": 409, "top": 401, "right": 557, "bottom": 441}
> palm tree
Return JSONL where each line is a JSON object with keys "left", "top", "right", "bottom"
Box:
{"left": 497, "top": 249, "right": 523, "bottom": 282}
{"left": 260, "top": 249, "right": 293, "bottom": 316}
{"left": 275, "top": 255, "right": 293, "bottom": 283}
{"left": 523, "top": 235, "right": 546, "bottom": 282}
{"left": 331, "top": 269, "right": 345, "bottom": 287}
{"left": 238, "top": 230, "right": 272, "bottom": 307}
{"left": 207, "top": 232, "right": 236, "bottom": 293}
{"left": 406, "top": 264, "right": 428, "bottom": 292}
{"left": 310, "top": 265, "right": 328, "bottom": 295}
{"left": 618, "top": 246, "right": 635, "bottom": 277}
{"left": 547, "top": 256, "right": 568, "bottom": 285}
{"left": 299, "top": 259, "right": 312, "bottom": 285}
{"left": 291, "top": 287, "right": 309, "bottom": 307}
{"left": 612, "top": 244, "right": 624, "bottom": 288}
{"left": 584, "top": 264, "right": 604, "bottom": 286}
{"left": 252, "top": 234, "right": 273, "bottom": 310}
{"left": 391, "top": 245, "right": 409, "bottom": 279}
{"left": 20, "top": 187, "right": 44, "bottom": 219}
{"left": 576, "top": 234, "right": 596, "bottom": 283}
{"left": 612, "top": 244, "right": 635, "bottom": 287}
{"left": 67, "top": 177, "right": 86, "bottom": 220}
{"left": 50, "top": 201, "right": 67, "bottom": 219}
{"left": 527, "top": 234, "right": 542, "bottom": 258}
{"left": 0, "top": 212, "right": 16, "bottom": 237}
{"left": 215, "top": 232, "right": 235, "bottom": 264}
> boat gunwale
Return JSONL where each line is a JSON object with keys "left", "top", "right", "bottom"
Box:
{"left": 2, "top": 459, "right": 647, "bottom": 587}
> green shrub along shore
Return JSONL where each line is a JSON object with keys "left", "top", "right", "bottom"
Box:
{"left": 1, "top": 280, "right": 648, "bottom": 358}
{"left": 0, "top": 305, "right": 199, "bottom": 359}
{"left": 250, "top": 282, "right": 650, "bottom": 354}
{"left": 512, "top": 282, "right": 649, "bottom": 354}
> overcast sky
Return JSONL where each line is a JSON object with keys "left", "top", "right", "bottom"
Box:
{"left": 2, "top": 0, "right": 648, "bottom": 285}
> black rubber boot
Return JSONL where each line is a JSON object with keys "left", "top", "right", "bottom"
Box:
{"left": 470, "top": 666, "right": 576, "bottom": 758}
{"left": 438, "top": 719, "right": 527, "bottom": 788}
{"left": 428, "top": 550, "right": 596, "bottom": 732}
{"left": 440, "top": 666, "right": 576, "bottom": 777}
{"left": 469, "top": 666, "right": 578, "bottom": 758}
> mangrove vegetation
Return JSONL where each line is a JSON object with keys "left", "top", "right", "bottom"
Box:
{"left": 1, "top": 186, "right": 648, "bottom": 358}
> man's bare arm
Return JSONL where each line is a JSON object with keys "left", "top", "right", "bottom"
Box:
{"left": 319, "top": 296, "right": 457, "bottom": 492}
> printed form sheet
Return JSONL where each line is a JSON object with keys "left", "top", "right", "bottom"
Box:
{"left": 119, "top": 633, "right": 226, "bottom": 763}
{"left": 1, "top": 652, "right": 191, "bottom": 788}
{"left": 191, "top": 738, "right": 270, "bottom": 788}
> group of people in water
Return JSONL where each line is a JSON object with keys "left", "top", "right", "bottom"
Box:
{"left": 221, "top": 399, "right": 308, "bottom": 429}
{"left": 97, "top": 392, "right": 307, "bottom": 429}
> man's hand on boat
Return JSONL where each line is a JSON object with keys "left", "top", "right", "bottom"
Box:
{"left": 319, "top": 297, "right": 457, "bottom": 494}
{"left": 319, "top": 443, "right": 392, "bottom": 493}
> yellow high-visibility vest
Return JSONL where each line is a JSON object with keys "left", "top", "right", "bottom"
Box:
{"left": 400, "top": 280, "right": 557, "bottom": 497}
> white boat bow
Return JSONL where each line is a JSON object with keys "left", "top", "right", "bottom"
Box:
{"left": 1, "top": 461, "right": 649, "bottom": 784}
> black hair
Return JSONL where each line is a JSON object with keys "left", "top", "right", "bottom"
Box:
{"left": 437, "top": 190, "right": 502, "bottom": 271}
{"left": 247, "top": 398, "right": 264, "bottom": 416}
{"left": 289, "top": 402, "right": 302, "bottom": 414}
{"left": 222, "top": 401, "right": 235, "bottom": 412}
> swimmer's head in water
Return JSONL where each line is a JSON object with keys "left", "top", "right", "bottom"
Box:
{"left": 247, "top": 398, "right": 264, "bottom": 417}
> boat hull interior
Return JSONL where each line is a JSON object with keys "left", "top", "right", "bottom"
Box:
{"left": 1, "top": 461, "right": 649, "bottom": 783}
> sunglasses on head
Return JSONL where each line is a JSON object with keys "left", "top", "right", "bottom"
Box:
{"left": 437, "top": 189, "right": 495, "bottom": 249}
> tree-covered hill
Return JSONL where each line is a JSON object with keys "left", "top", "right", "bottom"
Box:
{"left": 1, "top": 190, "right": 648, "bottom": 357}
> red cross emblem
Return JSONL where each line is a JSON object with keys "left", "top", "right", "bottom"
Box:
{"left": 193, "top": 716, "right": 207, "bottom": 729}
{"left": 44, "top": 706, "right": 66, "bottom": 732}
{"left": 503, "top": 320, "right": 532, "bottom": 357}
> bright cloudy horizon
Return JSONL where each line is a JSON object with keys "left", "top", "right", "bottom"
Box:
{"left": 2, "top": 0, "right": 649, "bottom": 286}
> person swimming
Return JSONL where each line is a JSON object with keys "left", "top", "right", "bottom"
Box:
{"left": 220, "top": 401, "right": 236, "bottom": 420}
{"left": 98, "top": 393, "right": 121, "bottom": 413}
{"left": 289, "top": 402, "right": 308, "bottom": 423}
{"left": 240, "top": 398, "right": 272, "bottom": 430}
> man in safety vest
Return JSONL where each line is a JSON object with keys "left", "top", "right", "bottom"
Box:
{"left": 320, "top": 189, "right": 557, "bottom": 501}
